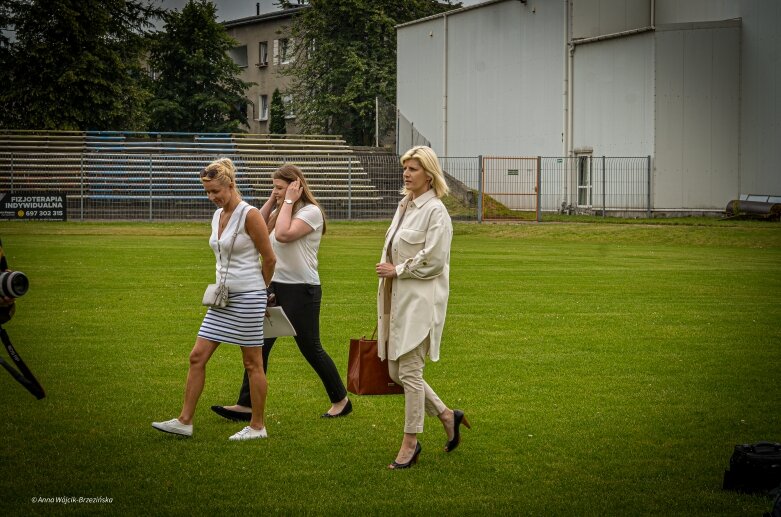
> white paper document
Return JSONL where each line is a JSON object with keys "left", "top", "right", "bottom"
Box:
{"left": 264, "top": 306, "right": 296, "bottom": 338}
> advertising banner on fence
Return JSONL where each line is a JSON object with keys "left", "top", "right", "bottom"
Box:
{"left": 0, "top": 192, "right": 67, "bottom": 221}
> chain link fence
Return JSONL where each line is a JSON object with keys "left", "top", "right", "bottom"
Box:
{"left": 1, "top": 152, "right": 650, "bottom": 222}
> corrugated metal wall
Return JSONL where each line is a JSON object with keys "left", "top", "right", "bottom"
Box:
{"left": 573, "top": 0, "right": 651, "bottom": 38}
{"left": 397, "top": 0, "right": 565, "bottom": 158}
{"left": 396, "top": 18, "right": 445, "bottom": 152}
{"left": 654, "top": 22, "right": 741, "bottom": 209}
{"left": 572, "top": 33, "right": 655, "bottom": 157}
{"left": 395, "top": 0, "right": 780, "bottom": 212}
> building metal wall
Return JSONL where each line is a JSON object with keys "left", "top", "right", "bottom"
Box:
{"left": 645, "top": 0, "right": 781, "bottom": 197}
{"left": 396, "top": 17, "right": 445, "bottom": 153}
{"left": 445, "top": 0, "right": 564, "bottom": 157}
{"left": 396, "top": 0, "right": 565, "bottom": 158}
{"left": 572, "top": 33, "right": 654, "bottom": 158}
{"left": 654, "top": 22, "right": 741, "bottom": 210}
{"left": 572, "top": 0, "right": 651, "bottom": 39}
{"left": 738, "top": 1, "right": 781, "bottom": 195}
{"left": 396, "top": 0, "right": 779, "bottom": 212}
{"left": 655, "top": 0, "right": 740, "bottom": 24}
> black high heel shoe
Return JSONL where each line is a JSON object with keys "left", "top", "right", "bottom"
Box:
{"left": 321, "top": 399, "right": 352, "bottom": 419}
{"left": 211, "top": 405, "right": 252, "bottom": 422}
{"left": 444, "top": 409, "right": 471, "bottom": 452}
{"left": 388, "top": 442, "right": 422, "bottom": 470}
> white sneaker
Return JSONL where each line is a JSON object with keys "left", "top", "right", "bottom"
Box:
{"left": 228, "top": 426, "right": 267, "bottom": 441}
{"left": 152, "top": 418, "right": 193, "bottom": 437}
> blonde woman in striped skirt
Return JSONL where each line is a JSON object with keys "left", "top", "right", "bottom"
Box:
{"left": 153, "top": 158, "right": 276, "bottom": 441}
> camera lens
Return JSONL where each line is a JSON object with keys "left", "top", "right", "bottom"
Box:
{"left": 0, "top": 271, "right": 29, "bottom": 298}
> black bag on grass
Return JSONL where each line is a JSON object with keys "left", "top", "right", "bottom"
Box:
{"left": 723, "top": 441, "right": 781, "bottom": 494}
{"left": 763, "top": 490, "right": 781, "bottom": 517}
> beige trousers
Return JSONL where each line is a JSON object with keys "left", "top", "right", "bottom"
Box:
{"left": 388, "top": 337, "right": 447, "bottom": 434}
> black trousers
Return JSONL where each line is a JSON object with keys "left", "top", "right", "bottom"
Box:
{"left": 236, "top": 282, "right": 347, "bottom": 406}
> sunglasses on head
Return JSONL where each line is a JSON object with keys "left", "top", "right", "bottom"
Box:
{"left": 200, "top": 168, "right": 218, "bottom": 180}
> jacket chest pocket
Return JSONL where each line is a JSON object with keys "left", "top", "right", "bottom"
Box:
{"left": 397, "top": 228, "right": 426, "bottom": 260}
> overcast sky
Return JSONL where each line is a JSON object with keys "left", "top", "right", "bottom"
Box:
{"left": 157, "top": 0, "right": 484, "bottom": 23}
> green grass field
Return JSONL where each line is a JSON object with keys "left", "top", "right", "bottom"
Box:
{"left": 0, "top": 219, "right": 779, "bottom": 515}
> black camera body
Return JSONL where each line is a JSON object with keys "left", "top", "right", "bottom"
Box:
{"left": 0, "top": 271, "right": 28, "bottom": 298}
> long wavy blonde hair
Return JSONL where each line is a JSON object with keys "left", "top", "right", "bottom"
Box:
{"left": 268, "top": 164, "right": 326, "bottom": 235}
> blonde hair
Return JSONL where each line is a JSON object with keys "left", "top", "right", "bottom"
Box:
{"left": 399, "top": 146, "right": 449, "bottom": 198}
{"left": 272, "top": 163, "right": 326, "bottom": 235}
{"left": 200, "top": 157, "right": 241, "bottom": 197}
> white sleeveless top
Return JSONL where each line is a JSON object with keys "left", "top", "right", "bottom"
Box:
{"left": 209, "top": 201, "right": 267, "bottom": 292}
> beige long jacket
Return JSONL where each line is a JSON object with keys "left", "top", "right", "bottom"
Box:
{"left": 377, "top": 190, "right": 452, "bottom": 362}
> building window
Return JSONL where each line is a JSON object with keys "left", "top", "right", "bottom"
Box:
{"left": 280, "top": 38, "right": 290, "bottom": 64}
{"left": 274, "top": 38, "right": 292, "bottom": 65}
{"left": 283, "top": 94, "right": 295, "bottom": 119}
{"left": 228, "top": 45, "right": 248, "bottom": 68}
{"left": 308, "top": 39, "right": 316, "bottom": 59}
{"left": 258, "top": 41, "right": 268, "bottom": 67}
{"left": 259, "top": 95, "right": 269, "bottom": 121}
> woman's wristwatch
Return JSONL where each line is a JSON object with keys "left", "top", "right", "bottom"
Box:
{"left": 284, "top": 199, "right": 293, "bottom": 205}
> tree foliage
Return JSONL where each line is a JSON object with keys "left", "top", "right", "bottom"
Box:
{"left": 269, "top": 88, "right": 287, "bottom": 135}
{"left": 0, "top": 0, "right": 160, "bottom": 130}
{"left": 147, "top": 0, "right": 254, "bottom": 133}
{"left": 278, "top": 0, "right": 458, "bottom": 145}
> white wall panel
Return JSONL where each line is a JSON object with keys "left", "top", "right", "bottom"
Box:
{"left": 654, "top": 31, "right": 685, "bottom": 208}
{"left": 657, "top": 0, "right": 781, "bottom": 196}
{"left": 572, "top": 33, "right": 654, "bottom": 157}
{"left": 655, "top": 0, "right": 740, "bottom": 24}
{"left": 397, "top": 18, "right": 445, "bottom": 152}
{"left": 710, "top": 32, "right": 741, "bottom": 202}
{"left": 573, "top": 0, "right": 651, "bottom": 39}
{"left": 396, "top": 0, "right": 779, "bottom": 212}
{"left": 654, "top": 24, "right": 740, "bottom": 209}
{"left": 397, "top": 0, "right": 565, "bottom": 158}
{"left": 737, "top": 0, "right": 781, "bottom": 195}
{"left": 446, "top": 0, "right": 565, "bottom": 157}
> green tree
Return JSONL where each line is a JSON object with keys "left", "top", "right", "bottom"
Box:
{"left": 0, "top": 1, "right": 15, "bottom": 76}
{"left": 0, "top": 0, "right": 160, "bottom": 130}
{"left": 148, "top": 0, "right": 253, "bottom": 133}
{"left": 278, "top": 0, "right": 457, "bottom": 145}
{"left": 269, "top": 88, "right": 287, "bottom": 135}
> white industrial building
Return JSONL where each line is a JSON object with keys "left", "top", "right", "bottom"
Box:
{"left": 396, "top": 0, "right": 780, "bottom": 214}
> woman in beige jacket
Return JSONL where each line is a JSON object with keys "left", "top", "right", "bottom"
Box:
{"left": 375, "top": 146, "right": 470, "bottom": 470}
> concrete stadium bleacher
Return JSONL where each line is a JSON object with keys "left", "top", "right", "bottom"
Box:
{"left": 0, "top": 130, "right": 389, "bottom": 220}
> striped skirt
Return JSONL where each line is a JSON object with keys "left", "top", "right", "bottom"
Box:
{"left": 197, "top": 290, "right": 267, "bottom": 347}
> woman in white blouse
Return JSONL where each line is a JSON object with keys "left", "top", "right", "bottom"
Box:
{"left": 376, "top": 146, "right": 470, "bottom": 469}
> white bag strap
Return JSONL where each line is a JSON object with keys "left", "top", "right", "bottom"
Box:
{"left": 218, "top": 203, "right": 249, "bottom": 287}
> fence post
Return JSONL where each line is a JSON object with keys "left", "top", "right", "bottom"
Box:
{"left": 602, "top": 155, "right": 606, "bottom": 217}
{"left": 646, "top": 155, "right": 651, "bottom": 218}
{"left": 477, "top": 155, "right": 483, "bottom": 223}
{"left": 347, "top": 157, "right": 353, "bottom": 220}
{"left": 375, "top": 97, "right": 379, "bottom": 148}
{"left": 148, "top": 155, "right": 153, "bottom": 221}
{"left": 395, "top": 109, "right": 399, "bottom": 155}
{"left": 80, "top": 154, "right": 84, "bottom": 220}
{"left": 536, "top": 156, "right": 542, "bottom": 222}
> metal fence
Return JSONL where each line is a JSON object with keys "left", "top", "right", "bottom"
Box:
{"left": 479, "top": 156, "right": 650, "bottom": 220}
{"left": 544, "top": 156, "right": 651, "bottom": 217}
{"left": 0, "top": 152, "right": 650, "bottom": 221}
